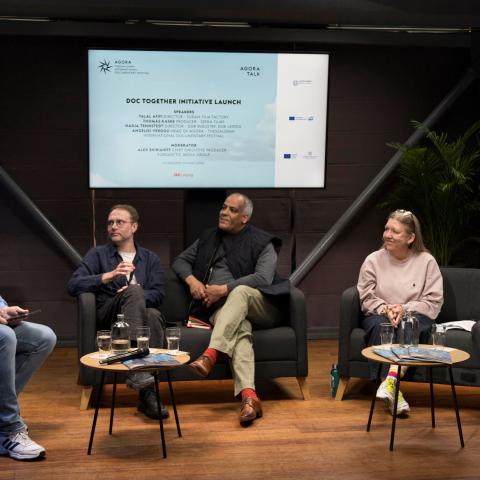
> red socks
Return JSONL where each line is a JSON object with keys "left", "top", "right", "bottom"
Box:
{"left": 203, "top": 347, "right": 218, "bottom": 365}
{"left": 202, "top": 349, "right": 259, "bottom": 403}
{"left": 241, "top": 388, "right": 259, "bottom": 401}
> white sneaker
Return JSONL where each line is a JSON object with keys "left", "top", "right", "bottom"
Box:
{"left": 376, "top": 378, "right": 410, "bottom": 417}
{"left": 0, "top": 431, "right": 46, "bottom": 460}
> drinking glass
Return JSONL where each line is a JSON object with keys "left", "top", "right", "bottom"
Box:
{"left": 165, "top": 326, "right": 181, "bottom": 354}
{"left": 379, "top": 323, "right": 394, "bottom": 346}
{"left": 97, "top": 330, "right": 112, "bottom": 358}
{"left": 431, "top": 323, "right": 446, "bottom": 349}
{"left": 136, "top": 326, "right": 150, "bottom": 350}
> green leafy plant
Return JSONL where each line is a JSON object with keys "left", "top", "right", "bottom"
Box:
{"left": 381, "top": 120, "right": 480, "bottom": 266}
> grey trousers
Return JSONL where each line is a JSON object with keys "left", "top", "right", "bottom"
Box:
{"left": 209, "top": 285, "right": 283, "bottom": 396}
{"left": 97, "top": 284, "right": 165, "bottom": 348}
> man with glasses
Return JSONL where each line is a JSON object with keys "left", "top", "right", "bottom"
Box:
{"left": 68, "top": 204, "right": 168, "bottom": 420}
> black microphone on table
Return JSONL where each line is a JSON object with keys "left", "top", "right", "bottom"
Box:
{"left": 99, "top": 347, "right": 150, "bottom": 365}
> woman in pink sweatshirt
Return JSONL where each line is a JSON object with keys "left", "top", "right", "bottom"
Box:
{"left": 357, "top": 209, "right": 443, "bottom": 416}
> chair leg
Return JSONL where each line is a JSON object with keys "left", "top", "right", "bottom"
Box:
{"left": 297, "top": 377, "right": 311, "bottom": 400}
{"left": 335, "top": 377, "right": 349, "bottom": 401}
{"left": 80, "top": 386, "right": 94, "bottom": 410}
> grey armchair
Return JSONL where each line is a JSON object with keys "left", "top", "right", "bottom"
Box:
{"left": 77, "top": 268, "right": 309, "bottom": 408}
{"left": 337, "top": 267, "right": 480, "bottom": 400}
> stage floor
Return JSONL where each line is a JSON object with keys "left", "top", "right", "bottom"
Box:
{"left": 3, "top": 340, "right": 480, "bottom": 479}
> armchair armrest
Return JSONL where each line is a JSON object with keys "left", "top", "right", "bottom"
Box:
{"left": 77, "top": 292, "right": 97, "bottom": 360}
{"left": 288, "top": 286, "right": 308, "bottom": 377}
{"left": 338, "top": 286, "right": 362, "bottom": 378}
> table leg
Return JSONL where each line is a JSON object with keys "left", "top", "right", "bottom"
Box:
{"left": 389, "top": 365, "right": 401, "bottom": 451}
{"left": 88, "top": 371, "right": 105, "bottom": 455}
{"left": 109, "top": 373, "right": 117, "bottom": 435}
{"left": 367, "top": 366, "right": 381, "bottom": 432}
{"left": 166, "top": 370, "right": 182, "bottom": 437}
{"left": 153, "top": 372, "right": 167, "bottom": 458}
{"left": 429, "top": 367, "right": 435, "bottom": 428}
{"left": 448, "top": 366, "right": 465, "bottom": 448}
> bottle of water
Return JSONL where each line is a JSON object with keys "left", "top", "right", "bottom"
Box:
{"left": 111, "top": 314, "right": 130, "bottom": 352}
{"left": 330, "top": 364, "right": 339, "bottom": 398}
{"left": 399, "top": 310, "right": 419, "bottom": 347}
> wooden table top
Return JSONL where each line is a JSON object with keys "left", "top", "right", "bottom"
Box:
{"left": 361, "top": 344, "right": 470, "bottom": 367}
{"left": 80, "top": 348, "right": 190, "bottom": 372}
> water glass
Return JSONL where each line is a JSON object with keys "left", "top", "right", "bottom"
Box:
{"left": 379, "top": 323, "right": 394, "bottom": 346}
{"left": 432, "top": 323, "right": 446, "bottom": 349}
{"left": 136, "top": 326, "right": 150, "bottom": 350}
{"left": 97, "top": 330, "right": 111, "bottom": 358}
{"left": 165, "top": 326, "right": 181, "bottom": 354}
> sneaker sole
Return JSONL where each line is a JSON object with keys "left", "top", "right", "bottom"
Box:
{"left": 383, "top": 398, "right": 410, "bottom": 417}
{"left": 0, "top": 449, "right": 45, "bottom": 461}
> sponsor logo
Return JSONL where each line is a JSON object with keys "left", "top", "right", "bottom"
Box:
{"left": 292, "top": 79, "right": 312, "bottom": 86}
{"left": 283, "top": 153, "right": 297, "bottom": 159}
{"left": 98, "top": 59, "right": 112, "bottom": 74}
{"left": 288, "top": 115, "right": 315, "bottom": 121}
{"left": 303, "top": 151, "right": 320, "bottom": 160}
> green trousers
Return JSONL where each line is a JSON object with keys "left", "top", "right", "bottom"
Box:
{"left": 209, "top": 285, "right": 283, "bottom": 396}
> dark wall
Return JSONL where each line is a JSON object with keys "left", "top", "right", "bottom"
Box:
{"left": 0, "top": 36, "right": 472, "bottom": 342}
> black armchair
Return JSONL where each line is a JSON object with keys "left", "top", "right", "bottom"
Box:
{"left": 77, "top": 268, "right": 309, "bottom": 408}
{"left": 337, "top": 267, "right": 480, "bottom": 400}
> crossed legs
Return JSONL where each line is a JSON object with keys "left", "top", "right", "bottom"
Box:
{"left": 189, "top": 285, "right": 282, "bottom": 424}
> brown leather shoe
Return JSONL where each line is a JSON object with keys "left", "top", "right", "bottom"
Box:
{"left": 188, "top": 355, "right": 213, "bottom": 378}
{"left": 239, "top": 397, "right": 263, "bottom": 424}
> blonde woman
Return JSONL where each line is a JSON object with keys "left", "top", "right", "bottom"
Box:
{"left": 357, "top": 210, "right": 443, "bottom": 416}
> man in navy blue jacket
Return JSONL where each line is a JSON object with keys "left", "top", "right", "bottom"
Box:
{"left": 68, "top": 204, "right": 167, "bottom": 419}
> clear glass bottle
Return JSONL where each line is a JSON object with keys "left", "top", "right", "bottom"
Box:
{"left": 111, "top": 314, "right": 130, "bottom": 352}
{"left": 399, "top": 310, "right": 419, "bottom": 347}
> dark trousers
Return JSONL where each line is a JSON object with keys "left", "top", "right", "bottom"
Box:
{"left": 362, "top": 313, "right": 433, "bottom": 380}
{"left": 96, "top": 284, "right": 165, "bottom": 348}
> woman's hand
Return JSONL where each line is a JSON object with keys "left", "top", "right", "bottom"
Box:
{"left": 386, "top": 304, "right": 404, "bottom": 327}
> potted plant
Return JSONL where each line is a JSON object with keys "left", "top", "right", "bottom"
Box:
{"left": 381, "top": 120, "right": 480, "bottom": 266}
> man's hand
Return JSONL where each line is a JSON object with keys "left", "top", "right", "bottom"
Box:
{"left": 185, "top": 275, "right": 206, "bottom": 300}
{"left": 101, "top": 261, "right": 135, "bottom": 284}
{"left": 203, "top": 284, "right": 228, "bottom": 308}
{"left": 0, "top": 306, "right": 29, "bottom": 325}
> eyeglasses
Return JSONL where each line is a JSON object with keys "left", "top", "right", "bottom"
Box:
{"left": 107, "top": 219, "right": 133, "bottom": 228}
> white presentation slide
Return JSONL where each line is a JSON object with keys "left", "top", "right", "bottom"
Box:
{"left": 88, "top": 50, "right": 329, "bottom": 188}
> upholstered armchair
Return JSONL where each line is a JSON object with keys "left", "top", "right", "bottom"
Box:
{"left": 77, "top": 268, "right": 309, "bottom": 408}
{"left": 337, "top": 267, "right": 480, "bottom": 400}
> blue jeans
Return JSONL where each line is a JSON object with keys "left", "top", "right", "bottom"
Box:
{"left": 0, "top": 321, "right": 56, "bottom": 434}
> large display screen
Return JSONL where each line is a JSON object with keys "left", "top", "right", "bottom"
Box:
{"left": 88, "top": 49, "right": 329, "bottom": 188}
